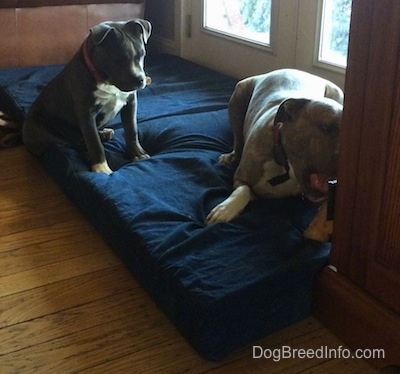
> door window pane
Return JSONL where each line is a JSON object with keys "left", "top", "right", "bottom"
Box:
{"left": 203, "top": 0, "right": 272, "bottom": 46}
{"left": 319, "top": 0, "right": 352, "bottom": 67}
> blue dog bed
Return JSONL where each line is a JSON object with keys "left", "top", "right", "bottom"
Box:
{"left": 0, "top": 54, "right": 330, "bottom": 361}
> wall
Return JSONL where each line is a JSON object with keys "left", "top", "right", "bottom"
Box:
{"left": 145, "top": 0, "right": 182, "bottom": 56}
{"left": 0, "top": 1, "right": 146, "bottom": 67}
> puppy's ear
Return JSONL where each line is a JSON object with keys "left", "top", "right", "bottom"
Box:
{"left": 90, "top": 23, "right": 118, "bottom": 45}
{"left": 125, "top": 19, "right": 152, "bottom": 44}
{"left": 274, "top": 98, "right": 310, "bottom": 124}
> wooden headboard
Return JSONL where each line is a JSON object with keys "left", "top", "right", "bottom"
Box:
{"left": 0, "top": 1, "right": 147, "bottom": 68}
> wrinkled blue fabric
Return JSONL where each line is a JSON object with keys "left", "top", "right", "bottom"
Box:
{"left": 0, "top": 54, "right": 330, "bottom": 361}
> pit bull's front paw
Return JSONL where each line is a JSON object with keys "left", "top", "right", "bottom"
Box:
{"left": 205, "top": 185, "right": 252, "bottom": 224}
{"left": 92, "top": 161, "right": 113, "bottom": 175}
{"left": 219, "top": 151, "right": 237, "bottom": 165}
{"left": 206, "top": 200, "right": 240, "bottom": 224}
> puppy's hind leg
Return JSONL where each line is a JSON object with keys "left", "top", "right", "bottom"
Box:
{"left": 219, "top": 79, "right": 254, "bottom": 165}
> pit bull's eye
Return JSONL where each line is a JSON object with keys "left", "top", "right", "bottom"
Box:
{"left": 319, "top": 123, "right": 337, "bottom": 134}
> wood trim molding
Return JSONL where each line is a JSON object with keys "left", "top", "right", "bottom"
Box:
{"left": 314, "top": 267, "right": 400, "bottom": 369}
{"left": 0, "top": 0, "right": 146, "bottom": 8}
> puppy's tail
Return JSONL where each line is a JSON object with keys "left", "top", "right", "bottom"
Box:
{"left": 0, "top": 88, "right": 25, "bottom": 148}
{"left": 0, "top": 111, "right": 22, "bottom": 148}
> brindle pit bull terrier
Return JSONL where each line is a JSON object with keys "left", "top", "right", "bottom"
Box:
{"left": 206, "top": 68, "right": 343, "bottom": 224}
{"left": 23, "top": 19, "right": 152, "bottom": 175}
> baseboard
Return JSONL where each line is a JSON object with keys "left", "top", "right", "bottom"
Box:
{"left": 148, "top": 35, "right": 181, "bottom": 57}
{"left": 314, "top": 266, "right": 400, "bottom": 369}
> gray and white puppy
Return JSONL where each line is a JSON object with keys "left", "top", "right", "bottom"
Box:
{"left": 23, "top": 19, "right": 152, "bottom": 174}
{"left": 206, "top": 68, "right": 343, "bottom": 224}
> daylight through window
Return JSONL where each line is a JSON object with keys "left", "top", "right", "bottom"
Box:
{"left": 203, "top": 0, "right": 272, "bottom": 46}
{"left": 319, "top": 0, "right": 352, "bottom": 68}
{"left": 203, "top": 0, "right": 352, "bottom": 69}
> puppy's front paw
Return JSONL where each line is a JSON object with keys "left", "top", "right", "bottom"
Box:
{"left": 129, "top": 145, "right": 150, "bottom": 161}
{"left": 99, "top": 128, "right": 115, "bottom": 142}
{"left": 92, "top": 161, "right": 113, "bottom": 175}
{"left": 133, "top": 152, "right": 150, "bottom": 160}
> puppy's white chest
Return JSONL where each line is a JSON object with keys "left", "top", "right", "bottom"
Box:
{"left": 94, "top": 83, "right": 133, "bottom": 124}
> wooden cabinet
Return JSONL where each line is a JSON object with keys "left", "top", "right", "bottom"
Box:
{"left": 314, "top": 0, "right": 400, "bottom": 369}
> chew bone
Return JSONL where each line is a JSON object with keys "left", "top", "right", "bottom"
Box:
{"left": 303, "top": 200, "right": 333, "bottom": 242}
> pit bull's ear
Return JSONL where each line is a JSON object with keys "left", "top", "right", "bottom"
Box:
{"left": 90, "top": 23, "right": 118, "bottom": 45}
{"left": 125, "top": 19, "right": 152, "bottom": 44}
{"left": 274, "top": 98, "right": 311, "bottom": 124}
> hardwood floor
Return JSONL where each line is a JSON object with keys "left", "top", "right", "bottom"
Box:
{"left": 0, "top": 146, "right": 379, "bottom": 373}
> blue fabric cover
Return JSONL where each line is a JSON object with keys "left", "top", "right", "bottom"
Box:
{"left": 0, "top": 54, "right": 330, "bottom": 361}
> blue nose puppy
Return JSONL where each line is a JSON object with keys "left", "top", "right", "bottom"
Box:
{"left": 23, "top": 19, "right": 152, "bottom": 174}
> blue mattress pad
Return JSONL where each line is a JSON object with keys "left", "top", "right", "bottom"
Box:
{"left": 0, "top": 54, "right": 330, "bottom": 361}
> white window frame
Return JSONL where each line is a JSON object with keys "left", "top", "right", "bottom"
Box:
{"left": 200, "top": 0, "right": 278, "bottom": 53}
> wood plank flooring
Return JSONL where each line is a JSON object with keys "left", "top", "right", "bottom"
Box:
{"left": 0, "top": 146, "right": 379, "bottom": 373}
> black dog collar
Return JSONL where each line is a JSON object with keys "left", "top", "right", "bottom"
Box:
{"left": 268, "top": 122, "right": 291, "bottom": 186}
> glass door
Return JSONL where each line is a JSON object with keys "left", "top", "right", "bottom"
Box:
{"left": 182, "top": 0, "right": 298, "bottom": 79}
{"left": 295, "top": 0, "right": 351, "bottom": 87}
{"left": 181, "top": 0, "right": 351, "bottom": 88}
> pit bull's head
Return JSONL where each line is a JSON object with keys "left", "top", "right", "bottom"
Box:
{"left": 274, "top": 97, "right": 343, "bottom": 202}
{"left": 87, "top": 19, "right": 152, "bottom": 92}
